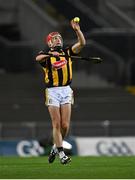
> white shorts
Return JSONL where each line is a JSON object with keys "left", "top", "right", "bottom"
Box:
{"left": 45, "top": 86, "right": 74, "bottom": 107}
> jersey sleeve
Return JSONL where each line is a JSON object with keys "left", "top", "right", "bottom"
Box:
{"left": 66, "top": 46, "right": 80, "bottom": 56}
{"left": 38, "top": 50, "right": 45, "bottom": 55}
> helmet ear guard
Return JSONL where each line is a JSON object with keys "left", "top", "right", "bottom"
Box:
{"left": 45, "top": 32, "right": 63, "bottom": 48}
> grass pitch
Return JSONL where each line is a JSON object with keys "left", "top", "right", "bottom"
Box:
{"left": 0, "top": 156, "right": 135, "bottom": 179}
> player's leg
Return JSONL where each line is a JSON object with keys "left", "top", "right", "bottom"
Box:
{"left": 59, "top": 103, "right": 72, "bottom": 164}
{"left": 48, "top": 106, "right": 63, "bottom": 147}
{"left": 48, "top": 106, "right": 62, "bottom": 163}
{"left": 45, "top": 88, "right": 62, "bottom": 163}
{"left": 60, "top": 86, "right": 73, "bottom": 139}
{"left": 48, "top": 105, "right": 70, "bottom": 164}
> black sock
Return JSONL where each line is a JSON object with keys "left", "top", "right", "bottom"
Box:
{"left": 57, "top": 147, "right": 64, "bottom": 152}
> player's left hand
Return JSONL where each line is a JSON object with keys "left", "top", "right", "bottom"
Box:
{"left": 70, "top": 20, "right": 80, "bottom": 31}
{"left": 49, "top": 51, "right": 60, "bottom": 57}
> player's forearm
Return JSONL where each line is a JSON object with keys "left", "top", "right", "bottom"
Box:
{"left": 36, "top": 54, "right": 49, "bottom": 62}
{"left": 75, "top": 29, "right": 86, "bottom": 47}
{"left": 72, "top": 29, "right": 86, "bottom": 53}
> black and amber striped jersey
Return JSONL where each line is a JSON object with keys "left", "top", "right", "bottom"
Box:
{"left": 38, "top": 47, "right": 77, "bottom": 88}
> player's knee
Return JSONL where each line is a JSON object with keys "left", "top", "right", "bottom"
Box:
{"left": 61, "top": 122, "right": 69, "bottom": 131}
{"left": 53, "top": 121, "right": 61, "bottom": 130}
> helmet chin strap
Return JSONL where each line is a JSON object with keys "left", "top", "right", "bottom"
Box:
{"left": 50, "top": 46, "right": 63, "bottom": 52}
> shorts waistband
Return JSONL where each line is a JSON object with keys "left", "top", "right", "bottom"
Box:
{"left": 47, "top": 85, "right": 70, "bottom": 90}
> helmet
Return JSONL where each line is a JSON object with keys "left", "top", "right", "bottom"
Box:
{"left": 46, "top": 32, "right": 63, "bottom": 48}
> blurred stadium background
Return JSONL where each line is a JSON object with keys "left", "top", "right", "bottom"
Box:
{"left": 0, "top": 0, "right": 135, "bottom": 157}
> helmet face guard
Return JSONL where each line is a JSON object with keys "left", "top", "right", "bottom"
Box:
{"left": 46, "top": 32, "right": 63, "bottom": 49}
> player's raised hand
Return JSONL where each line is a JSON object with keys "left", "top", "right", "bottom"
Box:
{"left": 70, "top": 17, "right": 80, "bottom": 31}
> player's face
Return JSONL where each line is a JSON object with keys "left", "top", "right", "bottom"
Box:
{"left": 49, "top": 35, "right": 63, "bottom": 48}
